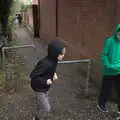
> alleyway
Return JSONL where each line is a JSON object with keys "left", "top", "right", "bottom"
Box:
{"left": 0, "top": 27, "right": 117, "bottom": 120}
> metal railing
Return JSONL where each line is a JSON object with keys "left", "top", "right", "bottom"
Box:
{"left": 58, "top": 59, "right": 92, "bottom": 96}
{"left": 2, "top": 44, "right": 35, "bottom": 81}
{"left": 2, "top": 44, "right": 92, "bottom": 96}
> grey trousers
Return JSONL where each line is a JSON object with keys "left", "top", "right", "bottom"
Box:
{"left": 36, "top": 92, "right": 51, "bottom": 118}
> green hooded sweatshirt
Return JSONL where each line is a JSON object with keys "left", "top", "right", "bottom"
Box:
{"left": 101, "top": 24, "right": 120, "bottom": 76}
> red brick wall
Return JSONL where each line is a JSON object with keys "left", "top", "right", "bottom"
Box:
{"left": 39, "top": 0, "right": 119, "bottom": 59}
{"left": 57, "top": 0, "right": 117, "bottom": 58}
{"left": 23, "top": 12, "right": 29, "bottom": 25}
{"left": 27, "top": 6, "right": 34, "bottom": 29}
{"left": 40, "top": 0, "right": 56, "bottom": 40}
{"left": 23, "top": 6, "right": 34, "bottom": 29}
{"left": 116, "top": 0, "right": 120, "bottom": 24}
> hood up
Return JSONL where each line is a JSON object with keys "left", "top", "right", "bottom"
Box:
{"left": 113, "top": 24, "right": 120, "bottom": 40}
{"left": 47, "top": 40, "right": 65, "bottom": 62}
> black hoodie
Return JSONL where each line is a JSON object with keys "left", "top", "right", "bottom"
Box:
{"left": 30, "top": 40, "right": 65, "bottom": 92}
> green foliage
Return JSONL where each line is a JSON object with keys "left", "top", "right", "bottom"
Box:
{"left": 0, "top": 0, "right": 13, "bottom": 30}
{"left": 21, "top": 4, "right": 28, "bottom": 12}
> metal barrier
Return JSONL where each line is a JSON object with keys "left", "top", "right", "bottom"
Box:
{"left": 2, "top": 44, "right": 35, "bottom": 81}
{"left": 2, "top": 44, "right": 92, "bottom": 96}
{"left": 58, "top": 59, "right": 92, "bottom": 96}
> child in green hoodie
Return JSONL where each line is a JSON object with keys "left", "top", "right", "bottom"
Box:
{"left": 97, "top": 24, "right": 120, "bottom": 114}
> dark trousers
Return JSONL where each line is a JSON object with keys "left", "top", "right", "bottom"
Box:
{"left": 98, "top": 75, "right": 120, "bottom": 109}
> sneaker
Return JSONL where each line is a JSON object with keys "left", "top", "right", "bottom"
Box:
{"left": 116, "top": 116, "right": 120, "bottom": 120}
{"left": 33, "top": 116, "right": 39, "bottom": 120}
{"left": 117, "top": 105, "right": 120, "bottom": 115}
{"left": 117, "top": 111, "right": 120, "bottom": 115}
{"left": 97, "top": 104, "right": 108, "bottom": 113}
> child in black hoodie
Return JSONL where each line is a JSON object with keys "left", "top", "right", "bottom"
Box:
{"left": 30, "top": 40, "right": 66, "bottom": 120}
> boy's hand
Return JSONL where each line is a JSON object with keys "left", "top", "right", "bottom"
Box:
{"left": 53, "top": 73, "right": 58, "bottom": 81}
{"left": 47, "top": 79, "right": 52, "bottom": 85}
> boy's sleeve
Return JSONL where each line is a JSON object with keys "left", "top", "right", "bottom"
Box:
{"left": 110, "top": 63, "right": 120, "bottom": 71}
{"left": 101, "top": 39, "right": 120, "bottom": 71}
{"left": 101, "top": 39, "right": 111, "bottom": 68}
{"left": 30, "top": 61, "right": 49, "bottom": 85}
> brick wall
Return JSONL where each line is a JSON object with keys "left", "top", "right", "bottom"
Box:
{"left": 39, "top": 0, "right": 119, "bottom": 58}
{"left": 27, "top": 6, "right": 34, "bottom": 29}
{"left": 57, "top": 0, "right": 117, "bottom": 58}
{"left": 23, "top": 6, "right": 34, "bottom": 31}
{"left": 39, "top": 0, "right": 56, "bottom": 40}
{"left": 23, "top": 12, "right": 28, "bottom": 24}
{"left": 116, "top": 0, "right": 120, "bottom": 24}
